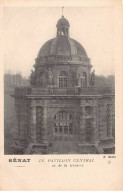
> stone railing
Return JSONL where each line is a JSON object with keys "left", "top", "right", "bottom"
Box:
{"left": 32, "top": 87, "right": 79, "bottom": 95}
{"left": 31, "top": 86, "right": 114, "bottom": 96}
{"left": 36, "top": 55, "right": 90, "bottom": 65}
{"left": 13, "top": 86, "right": 114, "bottom": 97}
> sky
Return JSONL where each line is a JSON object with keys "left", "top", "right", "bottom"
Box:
{"left": 3, "top": 7, "right": 115, "bottom": 78}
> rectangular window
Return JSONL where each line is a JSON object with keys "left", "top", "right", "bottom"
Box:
{"left": 59, "top": 123, "right": 63, "bottom": 133}
{"left": 54, "top": 123, "right": 58, "bottom": 133}
{"left": 64, "top": 78, "right": 67, "bottom": 87}
{"left": 59, "top": 77, "right": 67, "bottom": 87}
{"left": 81, "top": 77, "right": 86, "bottom": 87}
{"left": 59, "top": 78, "right": 63, "bottom": 87}
{"left": 64, "top": 124, "right": 68, "bottom": 134}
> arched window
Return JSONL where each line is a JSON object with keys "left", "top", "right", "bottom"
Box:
{"left": 54, "top": 111, "right": 73, "bottom": 139}
{"left": 59, "top": 71, "right": 68, "bottom": 87}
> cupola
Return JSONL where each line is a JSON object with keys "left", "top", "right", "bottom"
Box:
{"left": 56, "top": 16, "right": 70, "bottom": 36}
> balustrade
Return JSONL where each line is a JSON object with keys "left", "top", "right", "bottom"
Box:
{"left": 31, "top": 86, "right": 113, "bottom": 96}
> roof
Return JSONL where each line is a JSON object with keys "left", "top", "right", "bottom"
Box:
{"left": 56, "top": 16, "right": 70, "bottom": 27}
{"left": 37, "top": 36, "right": 88, "bottom": 58}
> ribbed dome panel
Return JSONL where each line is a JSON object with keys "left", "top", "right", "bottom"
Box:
{"left": 37, "top": 36, "right": 88, "bottom": 58}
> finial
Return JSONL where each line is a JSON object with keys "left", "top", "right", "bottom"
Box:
{"left": 62, "top": 6, "right": 64, "bottom": 17}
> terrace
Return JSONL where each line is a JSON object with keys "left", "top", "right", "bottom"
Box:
{"left": 14, "top": 86, "right": 114, "bottom": 97}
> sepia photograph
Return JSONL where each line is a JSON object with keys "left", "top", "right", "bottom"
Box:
{"left": 4, "top": 6, "right": 115, "bottom": 155}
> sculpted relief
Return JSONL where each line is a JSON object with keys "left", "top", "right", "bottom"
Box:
{"left": 35, "top": 67, "right": 54, "bottom": 87}
{"left": 47, "top": 67, "right": 54, "bottom": 86}
{"left": 90, "top": 70, "right": 95, "bottom": 86}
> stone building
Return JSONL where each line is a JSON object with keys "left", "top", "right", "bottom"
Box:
{"left": 12, "top": 15, "right": 115, "bottom": 154}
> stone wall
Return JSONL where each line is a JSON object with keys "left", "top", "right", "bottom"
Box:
{"left": 13, "top": 86, "right": 115, "bottom": 154}
{"left": 28, "top": 96, "right": 114, "bottom": 150}
{"left": 14, "top": 95, "right": 31, "bottom": 147}
{"left": 32, "top": 64, "right": 91, "bottom": 87}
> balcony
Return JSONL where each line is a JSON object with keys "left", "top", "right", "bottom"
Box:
{"left": 13, "top": 86, "right": 114, "bottom": 97}
{"left": 31, "top": 86, "right": 114, "bottom": 96}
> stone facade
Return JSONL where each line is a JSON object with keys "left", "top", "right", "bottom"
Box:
{"left": 12, "top": 15, "right": 115, "bottom": 154}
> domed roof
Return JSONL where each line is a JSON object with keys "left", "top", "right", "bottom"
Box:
{"left": 37, "top": 36, "right": 88, "bottom": 57}
{"left": 56, "top": 16, "right": 70, "bottom": 27}
{"left": 36, "top": 16, "right": 90, "bottom": 65}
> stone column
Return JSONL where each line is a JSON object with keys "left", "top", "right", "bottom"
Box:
{"left": 40, "top": 104, "right": 48, "bottom": 144}
{"left": 99, "top": 104, "right": 107, "bottom": 139}
{"left": 80, "top": 106, "right": 86, "bottom": 143}
{"left": 91, "top": 106, "right": 98, "bottom": 144}
{"left": 30, "top": 106, "right": 37, "bottom": 143}
{"left": 107, "top": 104, "right": 113, "bottom": 138}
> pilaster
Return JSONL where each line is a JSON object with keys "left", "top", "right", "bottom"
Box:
{"left": 79, "top": 106, "right": 86, "bottom": 143}
{"left": 91, "top": 106, "right": 98, "bottom": 144}
{"left": 40, "top": 105, "right": 48, "bottom": 144}
{"left": 107, "top": 104, "right": 113, "bottom": 138}
{"left": 30, "top": 106, "right": 37, "bottom": 143}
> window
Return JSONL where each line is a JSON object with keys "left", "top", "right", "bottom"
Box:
{"left": 59, "top": 123, "right": 63, "bottom": 133}
{"left": 54, "top": 111, "right": 73, "bottom": 139}
{"left": 59, "top": 72, "right": 68, "bottom": 87}
{"left": 83, "top": 72, "right": 87, "bottom": 86}
{"left": 80, "top": 72, "right": 87, "bottom": 87}
{"left": 54, "top": 111, "right": 71, "bottom": 121}
{"left": 64, "top": 123, "right": 68, "bottom": 134}
{"left": 54, "top": 123, "right": 58, "bottom": 133}
{"left": 81, "top": 77, "right": 85, "bottom": 87}
{"left": 59, "top": 77, "right": 67, "bottom": 87}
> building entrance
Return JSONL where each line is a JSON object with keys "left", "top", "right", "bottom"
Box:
{"left": 52, "top": 111, "right": 76, "bottom": 153}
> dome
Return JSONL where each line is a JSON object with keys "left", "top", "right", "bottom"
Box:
{"left": 56, "top": 16, "right": 70, "bottom": 27}
{"left": 37, "top": 36, "right": 88, "bottom": 57}
{"left": 36, "top": 16, "right": 90, "bottom": 64}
